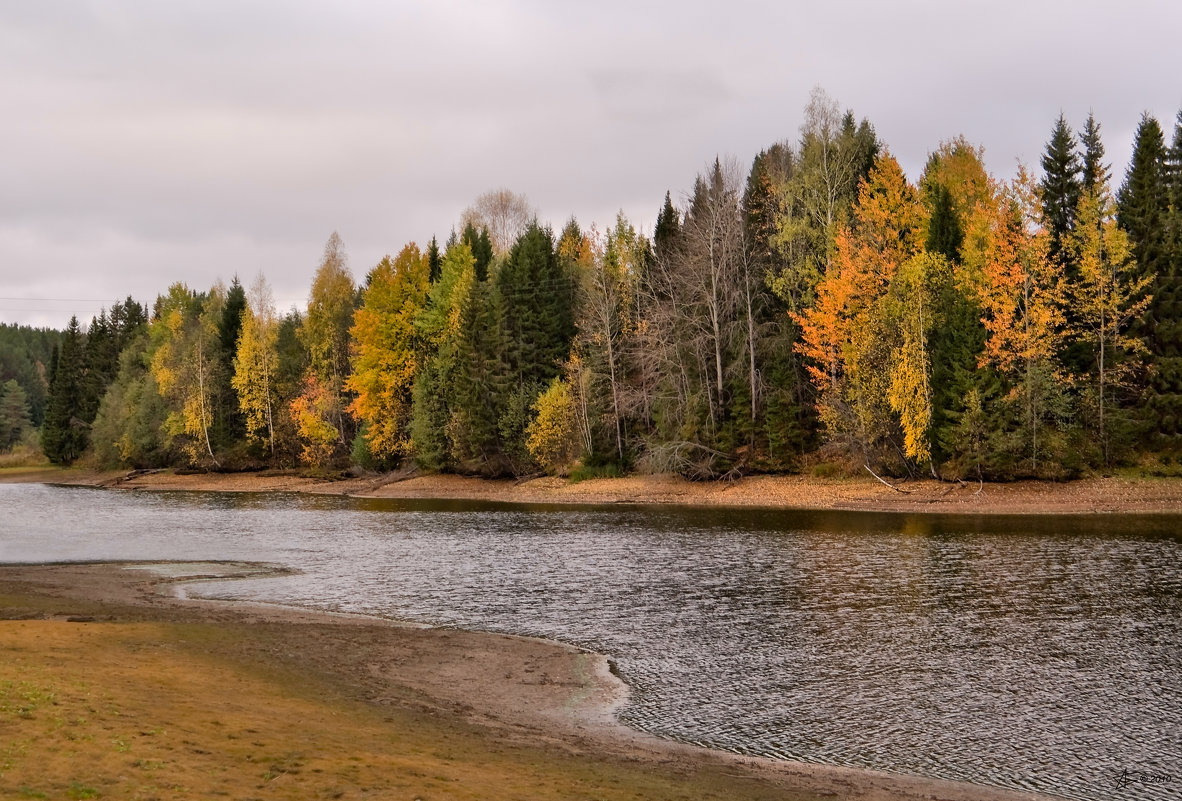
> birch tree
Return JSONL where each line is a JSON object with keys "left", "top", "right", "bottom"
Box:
{"left": 232, "top": 274, "right": 280, "bottom": 455}
{"left": 1070, "top": 186, "right": 1152, "bottom": 463}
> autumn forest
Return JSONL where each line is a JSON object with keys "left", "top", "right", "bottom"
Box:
{"left": 7, "top": 90, "right": 1182, "bottom": 482}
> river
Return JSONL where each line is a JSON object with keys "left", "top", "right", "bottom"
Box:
{"left": 1, "top": 482, "right": 1179, "bottom": 800}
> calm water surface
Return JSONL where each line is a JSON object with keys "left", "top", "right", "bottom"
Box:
{"left": 2, "top": 483, "right": 1179, "bottom": 800}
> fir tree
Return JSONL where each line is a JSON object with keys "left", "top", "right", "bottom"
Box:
{"left": 42, "top": 316, "right": 88, "bottom": 465}
{"left": 1040, "top": 113, "right": 1083, "bottom": 268}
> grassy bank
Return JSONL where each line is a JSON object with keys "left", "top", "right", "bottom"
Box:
{"left": 0, "top": 595, "right": 794, "bottom": 801}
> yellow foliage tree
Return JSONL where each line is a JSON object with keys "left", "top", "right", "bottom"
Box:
{"left": 347, "top": 244, "right": 430, "bottom": 463}
{"left": 525, "top": 378, "right": 582, "bottom": 473}
{"left": 149, "top": 282, "right": 224, "bottom": 466}
{"left": 289, "top": 375, "right": 339, "bottom": 467}
{"left": 232, "top": 274, "right": 280, "bottom": 455}
{"left": 795, "top": 152, "right": 926, "bottom": 450}
{"left": 298, "top": 232, "right": 356, "bottom": 457}
{"left": 1069, "top": 186, "right": 1152, "bottom": 463}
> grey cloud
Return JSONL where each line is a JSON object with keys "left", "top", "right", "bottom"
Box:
{"left": 2, "top": 0, "right": 1181, "bottom": 328}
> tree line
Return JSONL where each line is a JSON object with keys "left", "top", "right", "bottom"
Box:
{"left": 23, "top": 90, "right": 1182, "bottom": 480}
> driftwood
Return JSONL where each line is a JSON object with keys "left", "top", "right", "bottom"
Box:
{"left": 864, "top": 464, "right": 914, "bottom": 494}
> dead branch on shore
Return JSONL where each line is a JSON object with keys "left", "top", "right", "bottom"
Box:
{"left": 864, "top": 464, "right": 914, "bottom": 493}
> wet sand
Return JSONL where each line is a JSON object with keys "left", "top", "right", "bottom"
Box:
{"left": 0, "top": 561, "right": 1051, "bottom": 800}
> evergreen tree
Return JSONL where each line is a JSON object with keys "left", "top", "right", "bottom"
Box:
{"left": 412, "top": 242, "right": 499, "bottom": 473}
{"left": 1080, "top": 112, "right": 1110, "bottom": 192}
{"left": 1118, "top": 113, "right": 1169, "bottom": 282}
{"left": 1139, "top": 111, "right": 1182, "bottom": 451}
{"left": 81, "top": 310, "right": 113, "bottom": 424}
{"left": 217, "top": 276, "right": 248, "bottom": 445}
{"left": 427, "top": 235, "right": 443, "bottom": 284}
{"left": 42, "top": 316, "right": 88, "bottom": 465}
{"left": 495, "top": 223, "right": 573, "bottom": 390}
{"left": 490, "top": 223, "right": 575, "bottom": 473}
{"left": 1040, "top": 113, "right": 1083, "bottom": 268}
{"left": 460, "top": 223, "right": 494, "bottom": 282}
{"left": 653, "top": 191, "right": 680, "bottom": 258}
{"left": 925, "top": 183, "right": 962, "bottom": 262}
{"left": 0, "top": 379, "right": 32, "bottom": 451}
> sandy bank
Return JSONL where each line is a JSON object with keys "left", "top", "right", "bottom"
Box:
{"left": 8, "top": 464, "right": 1182, "bottom": 514}
{"left": 0, "top": 561, "right": 1050, "bottom": 801}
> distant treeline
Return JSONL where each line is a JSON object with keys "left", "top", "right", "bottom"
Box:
{"left": 18, "top": 91, "right": 1182, "bottom": 480}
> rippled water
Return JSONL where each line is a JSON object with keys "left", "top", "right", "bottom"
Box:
{"left": 2, "top": 483, "right": 1180, "bottom": 800}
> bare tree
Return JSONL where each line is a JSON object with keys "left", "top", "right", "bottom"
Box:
{"left": 461, "top": 189, "right": 537, "bottom": 254}
{"left": 632, "top": 158, "right": 761, "bottom": 472}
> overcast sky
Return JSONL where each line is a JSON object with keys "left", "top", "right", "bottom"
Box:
{"left": 2, "top": 0, "right": 1180, "bottom": 328}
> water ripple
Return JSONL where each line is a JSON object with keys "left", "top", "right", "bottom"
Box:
{"left": 2, "top": 484, "right": 1180, "bottom": 801}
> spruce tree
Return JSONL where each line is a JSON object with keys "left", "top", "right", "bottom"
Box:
{"left": 1080, "top": 112, "right": 1110, "bottom": 192}
{"left": 427, "top": 235, "right": 442, "bottom": 284}
{"left": 218, "top": 276, "right": 248, "bottom": 444}
{"left": 460, "top": 223, "right": 494, "bottom": 282}
{"left": 1140, "top": 111, "right": 1182, "bottom": 451}
{"left": 82, "top": 311, "right": 113, "bottom": 424}
{"left": 1040, "top": 113, "right": 1083, "bottom": 268}
{"left": 653, "top": 191, "right": 680, "bottom": 259}
{"left": 42, "top": 316, "right": 88, "bottom": 464}
{"left": 1118, "top": 114, "right": 1168, "bottom": 282}
{"left": 926, "top": 183, "right": 963, "bottom": 262}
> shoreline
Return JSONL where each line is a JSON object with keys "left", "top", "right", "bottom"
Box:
{"left": 5, "top": 464, "right": 1182, "bottom": 514}
{"left": 0, "top": 560, "right": 1051, "bottom": 801}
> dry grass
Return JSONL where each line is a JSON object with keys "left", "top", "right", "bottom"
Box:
{"left": 0, "top": 619, "right": 803, "bottom": 801}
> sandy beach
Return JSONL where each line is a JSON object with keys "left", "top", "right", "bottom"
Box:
{"left": 7, "top": 464, "right": 1182, "bottom": 514}
{"left": 0, "top": 561, "right": 1053, "bottom": 800}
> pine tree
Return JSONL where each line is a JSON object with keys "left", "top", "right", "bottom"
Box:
{"left": 1040, "top": 114, "right": 1083, "bottom": 268}
{"left": 42, "top": 316, "right": 88, "bottom": 465}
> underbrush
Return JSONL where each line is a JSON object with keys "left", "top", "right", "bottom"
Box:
{"left": 567, "top": 462, "right": 624, "bottom": 483}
